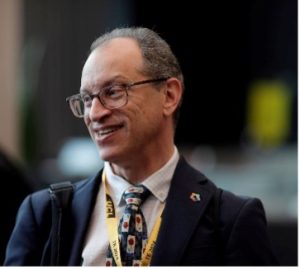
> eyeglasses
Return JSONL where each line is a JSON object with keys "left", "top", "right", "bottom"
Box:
{"left": 66, "top": 77, "right": 169, "bottom": 118}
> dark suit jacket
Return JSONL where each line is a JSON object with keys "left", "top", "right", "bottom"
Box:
{"left": 4, "top": 157, "right": 278, "bottom": 266}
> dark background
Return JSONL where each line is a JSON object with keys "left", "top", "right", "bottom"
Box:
{"left": 21, "top": 0, "right": 297, "bottom": 160}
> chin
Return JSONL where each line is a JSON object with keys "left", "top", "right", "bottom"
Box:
{"left": 98, "top": 147, "right": 123, "bottom": 163}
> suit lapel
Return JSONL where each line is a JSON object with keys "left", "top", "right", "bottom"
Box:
{"left": 68, "top": 171, "right": 102, "bottom": 265}
{"left": 151, "top": 157, "right": 215, "bottom": 266}
{"left": 64, "top": 158, "right": 215, "bottom": 265}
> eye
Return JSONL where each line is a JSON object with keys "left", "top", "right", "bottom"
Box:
{"left": 81, "top": 94, "right": 92, "bottom": 105}
{"left": 103, "top": 85, "right": 125, "bottom": 99}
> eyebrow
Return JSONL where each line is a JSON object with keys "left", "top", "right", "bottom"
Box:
{"left": 80, "top": 75, "right": 130, "bottom": 94}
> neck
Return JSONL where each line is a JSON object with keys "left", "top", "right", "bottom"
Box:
{"left": 110, "top": 145, "right": 175, "bottom": 184}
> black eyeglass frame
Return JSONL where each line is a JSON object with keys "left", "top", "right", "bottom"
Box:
{"left": 66, "top": 77, "right": 169, "bottom": 118}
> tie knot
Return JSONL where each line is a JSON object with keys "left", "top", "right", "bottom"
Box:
{"left": 123, "top": 185, "right": 150, "bottom": 207}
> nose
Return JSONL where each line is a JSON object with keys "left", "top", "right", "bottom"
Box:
{"left": 87, "top": 97, "right": 111, "bottom": 121}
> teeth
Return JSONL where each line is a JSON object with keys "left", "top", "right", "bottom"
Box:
{"left": 97, "top": 127, "right": 120, "bottom": 136}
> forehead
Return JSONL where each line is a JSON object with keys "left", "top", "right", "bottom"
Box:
{"left": 81, "top": 38, "right": 144, "bottom": 86}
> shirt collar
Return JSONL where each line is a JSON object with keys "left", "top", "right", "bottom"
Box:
{"left": 142, "top": 147, "right": 179, "bottom": 203}
{"left": 104, "top": 146, "right": 180, "bottom": 205}
{"left": 104, "top": 162, "right": 131, "bottom": 206}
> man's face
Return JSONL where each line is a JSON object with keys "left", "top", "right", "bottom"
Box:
{"left": 80, "top": 38, "right": 167, "bottom": 164}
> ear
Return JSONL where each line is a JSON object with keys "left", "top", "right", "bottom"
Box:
{"left": 162, "top": 77, "right": 183, "bottom": 117}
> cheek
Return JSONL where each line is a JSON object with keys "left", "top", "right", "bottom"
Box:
{"left": 120, "top": 92, "right": 165, "bottom": 135}
{"left": 84, "top": 116, "right": 90, "bottom": 129}
{"left": 142, "top": 97, "right": 164, "bottom": 121}
{"left": 131, "top": 105, "right": 163, "bottom": 135}
{"left": 84, "top": 117, "right": 94, "bottom": 138}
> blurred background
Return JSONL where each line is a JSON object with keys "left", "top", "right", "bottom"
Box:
{"left": 0, "top": 0, "right": 297, "bottom": 265}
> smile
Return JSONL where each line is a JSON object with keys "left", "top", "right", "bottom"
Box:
{"left": 96, "top": 125, "right": 123, "bottom": 136}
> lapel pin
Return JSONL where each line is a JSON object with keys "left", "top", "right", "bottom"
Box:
{"left": 190, "top": 192, "right": 201, "bottom": 202}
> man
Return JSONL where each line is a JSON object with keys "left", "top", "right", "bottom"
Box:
{"left": 4, "top": 27, "right": 278, "bottom": 266}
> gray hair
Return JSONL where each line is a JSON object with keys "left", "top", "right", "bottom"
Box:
{"left": 90, "top": 27, "right": 184, "bottom": 127}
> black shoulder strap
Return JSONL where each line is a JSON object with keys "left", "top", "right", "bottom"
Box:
{"left": 213, "top": 187, "right": 223, "bottom": 265}
{"left": 48, "top": 181, "right": 74, "bottom": 266}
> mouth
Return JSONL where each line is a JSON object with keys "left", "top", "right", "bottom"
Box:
{"left": 94, "top": 124, "right": 123, "bottom": 139}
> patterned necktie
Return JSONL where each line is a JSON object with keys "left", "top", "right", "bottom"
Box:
{"left": 106, "top": 185, "right": 150, "bottom": 266}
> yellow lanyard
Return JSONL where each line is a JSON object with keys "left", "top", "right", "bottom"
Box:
{"left": 103, "top": 172, "right": 164, "bottom": 266}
